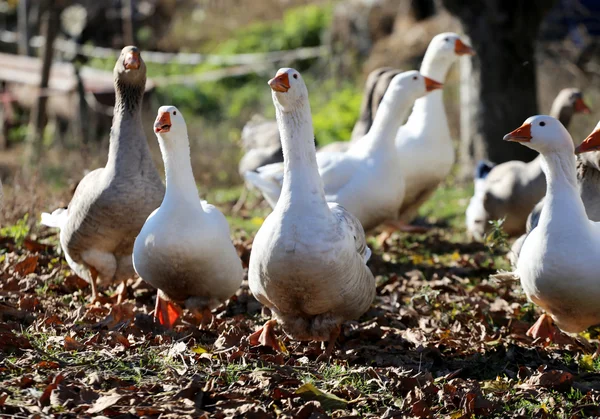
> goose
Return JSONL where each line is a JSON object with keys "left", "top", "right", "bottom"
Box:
{"left": 237, "top": 115, "right": 282, "bottom": 176}
{"left": 238, "top": 68, "right": 400, "bottom": 174}
{"left": 244, "top": 70, "right": 442, "bottom": 230}
{"left": 466, "top": 88, "right": 590, "bottom": 241}
{"left": 391, "top": 33, "right": 475, "bottom": 227}
{"left": 319, "top": 67, "right": 401, "bottom": 154}
{"left": 133, "top": 106, "right": 244, "bottom": 328}
{"left": 511, "top": 121, "right": 600, "bottom": 266}
{"left": 500, "top": 115, "right": 600, "bottom": 341}
{"left": 40, "top": 47, "right": 165, "bottom": 303}
{"left": 248, "top": 68, "right": 375, "bottom": 359}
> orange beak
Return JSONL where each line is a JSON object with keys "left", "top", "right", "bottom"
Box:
{"left": 455, "top": 39, "right": 475, "bottom": 56}
{"left": 268, "top": 73, "right": 290, "bottom": 93}
{"left": 574, "top": 97, "right": 591, "bottom": 114}
{"left": 124, "top": 50, "right": 141, "bottom": 70}
{"left": 424, "top": 76, "right": 443, "bottom": 92}
{"left": 575, "top": 128, "right": 600, "bottom": 154}
{"left": 503, "top": 123, "right": 532, "bottom": 143}
{"left": 154, "top": 111, "right": 171, "bottom": 133}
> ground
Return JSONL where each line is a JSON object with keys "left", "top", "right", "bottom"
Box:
{"left": 1, "top": 180, "right": 600, "bottom": 418}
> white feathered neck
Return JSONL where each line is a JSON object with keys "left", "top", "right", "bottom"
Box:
{"left": 357, "top": 83, "right": 418, "bottom": 155}
{"left": 537, "top": 150, "right": 588, "bottom": 230}
{"left": 408, "top": 47, "right": 455, "bottom": 127}
{"left": 276, "top": 97, "right": 329, "bottom": 216}
{"left": 156, "top": 127, "right": 204, "bottom": 212}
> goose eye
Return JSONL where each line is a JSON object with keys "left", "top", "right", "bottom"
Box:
{"left": 445, "top": 37, "right": 450, "bottom": 42}
{"left": 413, "top": 76, "right": 417, "bottom": 80}
{"left": 293, "top": 74, "right": 298, "bottom": 79}
{"left": 173, "top": 111, "right": 177, "bottom": 115}
{"left": 540, "top": 121, "right": 546, "bottom": 127}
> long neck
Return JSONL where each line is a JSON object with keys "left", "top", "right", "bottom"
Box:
{"left": 158, "top": 133, "right": 203, "bottom": 210}
{"left": 549, "top": 97, "right": 574, "bottom": 129}
{"left": 362, "top": 88, "right": 415, "bottom": 152}
{"left": 105, "top": 80, "right": 151, "bottom": 174}
{"left": 538, "top": 150, "right": 588, "bottom": 227}
{"left": 407, "top": 55, "right": 454, "bottom": 122}
{"left": 277, "top": 101, "right": 329, "bottom": 213}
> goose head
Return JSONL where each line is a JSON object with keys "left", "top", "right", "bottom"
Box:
{"left": 114, "top": 46, "right": 146, "bottom": 84}
{"left": 385, "top": 70, "right": 443, "bottom": 104}
{"left": 425, "top": 33, "right": 475, "bottom": 64}
{"left": 550, "top": 88, "right": 591, "bottom": 126}
{"left": 504, "top": 115, "right": 573, "bottom": 155}
{"left": 575, "top": 121, "right": 600, "bottom": 154}
{"left": 154, "top": 105, "right": 188, "bottom": 146}
{"left": 269, "top": 68, "right": 308, "bottom": 113}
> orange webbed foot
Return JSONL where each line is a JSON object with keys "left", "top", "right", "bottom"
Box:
{"left": 527, "top": 313, "right": 559, "bottom": 342}
{"left": 249, "top": 319, "right": 287, "bottom": 353}
{"left": 154, "top": 293, "right": 182, "bottom": 329}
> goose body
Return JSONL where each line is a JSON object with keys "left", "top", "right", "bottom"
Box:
{"left": 248, "top": 68, "right": 375, "bottom": 356}
{"left": 40, "top": 47, "right": 165, "bottom": 300}
{"left": 506, "top": 116, "right": 600, "bottom": 334}
{"left": 467, "top": 88, "right": 590, "bottom": 240}
{"left": 394, "top": 33, "right": 475, "bottom": 222}
{"left": 246, "top": 71, "right": 441, "bottom": 230}
{"left": 133, "top": 106, "right": 243, "bottom": 327}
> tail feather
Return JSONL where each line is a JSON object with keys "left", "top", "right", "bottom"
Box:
{"left": 244, "top": 167, "right": 283, "bottom": 209}
{"left": 40, "top": 208, "right": 68, "bottom": 229}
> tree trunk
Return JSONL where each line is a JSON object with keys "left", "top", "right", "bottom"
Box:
{"left": 17, "top": 0, "right": 32, "bottom": 56}
{"left": 410, "top": 0, "right": 436, "bottom": 21}
{"left": 121, "top": 0, "right": 135, "bottom": 46}
{"left": 26, "top": 1, "right": 62, "bottom": 162}
{"left": 442, "top": 0, "right": 556, "bottom": 178}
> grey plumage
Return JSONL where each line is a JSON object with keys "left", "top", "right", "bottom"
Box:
{"left": 50, "top": 46, "right": 165, "bottom": 293}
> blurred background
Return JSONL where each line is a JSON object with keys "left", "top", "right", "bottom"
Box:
{"left": 1, "top": 0, "right": 600, "bottom": 227}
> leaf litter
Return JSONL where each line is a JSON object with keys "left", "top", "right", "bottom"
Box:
{"left": 0, "top": 223, "right": 600, "bottom": 418}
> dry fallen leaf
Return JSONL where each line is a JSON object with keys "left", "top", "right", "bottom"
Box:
{"left": 13, "top": 255, "right": 39, "bottom": 276}
{"left": 86, "top": 393, "right": 123, "bottom": 414}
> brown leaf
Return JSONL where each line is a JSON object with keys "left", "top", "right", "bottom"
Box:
{"left": 0, "top": 393, "right": 7, "bottom": 407}
{"left": 532, "top": 370, "right": 574, "bottom": 390}
{"left": 18, "top": 375, "right": 35, "bottom": 388}
{"left": 95, "top": 303, "right": 135, "bottom": 330}
{"left": 23, "top": 238, "right": 51, "bottom": 253}
{"left": 0, "top": 330, "right": 32, "bottom": 351}
{"left": 86, "top": 393, "right": 123, "bottom": 414}
{"left": 64, "top": 336, "right": 84, "bottom": 351}
{"left": 411, "top": 400, "right": 431, "bottom": 418}
{"left": 62, "top": 275, "right": 89, "bottom": 292}
{"left": 39, "top": 374, "right": 64, "bottom": 406}
{"left": 13, "top": 255, "right": 39, "bottom": 276}
{"left": 18, "top": 295, "right": 40, "bottom": 311}
{"left": 36, "top": 361, "right": 60, "bottom": 369}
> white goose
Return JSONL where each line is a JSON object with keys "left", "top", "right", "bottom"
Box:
{"left": 392, "top": 33, "right": 475, "bottom": 225}
{"left": 133, "top": 106, "right": 244, "bottom": 328}
{"left": 245, "top": 70, "right": 442, "bottom": 230}
{"left": 466, "top": 88, "right": 590, "bottom": 241}
{"left": 502, "top": 115, "right": 600, "bottom": 340}
{"left": 248, "top": 68, "right": 375, "bottom": 359}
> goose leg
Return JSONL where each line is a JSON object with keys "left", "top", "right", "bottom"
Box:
{"left": 154, "top": 291, "right": 182, "bottom": 328}
{"left": 116, "top": 279, "right": 128, "bottom": 304}
{"left": 317, "top": 326, "right": 341, "bottom": 362}
{"left": 89, "top": 267, "right": 100, "bottom": 304}
{"left": 249, "top": 319, "right": 286, "bottom": 352}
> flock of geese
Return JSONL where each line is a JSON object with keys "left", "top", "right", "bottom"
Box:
{"left": 33, "top": 32, "right": 600, "bottom": 358}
